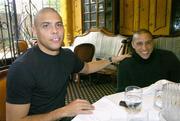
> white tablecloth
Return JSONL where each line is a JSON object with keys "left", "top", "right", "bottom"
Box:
{"left": 72, "top": 80, "right": 170, "bottom": 121}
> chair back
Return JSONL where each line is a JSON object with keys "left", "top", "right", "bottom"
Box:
{"left": 74, "top": 43, "right": 95, "bottom": 62}
{"left": 117, "top": 37, "right": 132, "bottom": 56}
{"left": 17, "top": 40, "right": 28, "bottom": 54}
{"left": 0, "top": 69, "right": 8, "bottom": 121}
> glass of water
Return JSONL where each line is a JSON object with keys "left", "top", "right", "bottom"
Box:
{"left": 124, "top": 86, "right": 143, "bottom": 112}
{"left": 124, "top": 86, "right": 148, "bottom": 121}
{"left": 161, "top": 83, "right": 180, "bottom": 121}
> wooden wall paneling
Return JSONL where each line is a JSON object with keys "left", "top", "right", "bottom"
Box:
{"left": 120, "top": 0, "right": 172, "bottom": 35}
{"left": 133, "top": 0, "right": 140, "bottom": 31}
{"left": 139, "top": 0, "right": 150, "bottom": 30}
{"left": 149, "top": 0, "right": 172, "bottom": 35}
{"left": 120, "top": 0, "right": 135, "bottom": 35}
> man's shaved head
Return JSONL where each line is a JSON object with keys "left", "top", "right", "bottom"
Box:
{"left": 32, "top": 7, "right": 64, "bottom": 55}
{"left": 34, "top": 7, "right": 62, "bottom": 27}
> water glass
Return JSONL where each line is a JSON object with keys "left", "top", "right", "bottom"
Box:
{"left": 124, "top": 86, "right": 143, "bottom": 112}
{"left": 161, "top": 83, "right": 180, "bottom": 121}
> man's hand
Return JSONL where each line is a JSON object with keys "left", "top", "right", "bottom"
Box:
{"left": 62, "top": 99, "right": 95, "bottom": 117}
{"left": 6, "top": 99, "right": 94, "bottom": 121}
{"left": 111, "top": 54, "right": 131, "bottom": 63}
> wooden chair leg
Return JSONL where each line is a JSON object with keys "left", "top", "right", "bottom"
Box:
{"left": 88, "top": 74, "right": 92, "bottom": 85}
{"left": 0, "top": 69, "right": 8, "bottom": 121}
{"left": 75, "top": 73, "right": 80, "bottom": 87}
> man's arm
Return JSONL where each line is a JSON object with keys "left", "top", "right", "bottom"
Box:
{"left": 6, "top": 99, "right": 94, "bottom": 121}
{"left": 80, "top": 54, "right": 131, "bottom": 74}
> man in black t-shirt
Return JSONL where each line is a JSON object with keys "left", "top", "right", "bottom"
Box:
{"left": 6, "top": 7, "right": 130, "bottom": 121}
{"left": 117, "top": 29, "right": 180, "bottom": 92}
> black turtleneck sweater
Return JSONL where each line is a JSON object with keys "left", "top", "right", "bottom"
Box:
{"left": 117, "top": 49, "right": 180, "bottom": 92}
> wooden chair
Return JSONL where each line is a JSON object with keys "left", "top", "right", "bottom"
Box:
{"left": 95, "top": 38, "right": 131, "bottom": 83}
{"left": 117, "top": 38, "right": 132, "bottom": 55}
{"left": 0, "top": 69, "right": 8, "bottom": 121}
{"left": 73, "top": 43, "right": 95, "bottom": 86}
{"left": 17, "top": 40, "right": 28, "bottom": 54}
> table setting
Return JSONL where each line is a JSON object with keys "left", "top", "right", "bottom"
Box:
{"left": 72, "top": 79, "right": 180, "bottom": 121}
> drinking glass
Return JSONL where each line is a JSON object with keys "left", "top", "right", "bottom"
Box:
{"left": 161, "top": 83, "right": 180, "bottom": 121}
{"left": 125, "top": 86, "right": 148, "bottom": 121}
{"left": 124, "top": 86, "right": 143, "bottom": 112}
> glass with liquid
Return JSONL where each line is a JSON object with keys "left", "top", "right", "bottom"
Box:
{"left": 125, "top": 86, "right": 147, "bottom": 121}
{"left": 125, "top": 86, "right": 143, "bottom": 112}
{"left": 161, "top": 83, "right": 180, "bottom": 121}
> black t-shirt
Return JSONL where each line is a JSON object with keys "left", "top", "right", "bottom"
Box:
{"left": 117, "top": 49, "right": 180, "bottom": 92}
{"left": 6, "top": 46, "right": 84, "bottom": 115}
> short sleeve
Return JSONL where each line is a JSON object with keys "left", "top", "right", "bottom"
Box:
{"left": 6, "top": 62, "right": 35, "bottom": 104}
{"left": 72, "top": 52, "right": 85, "bottom": 73}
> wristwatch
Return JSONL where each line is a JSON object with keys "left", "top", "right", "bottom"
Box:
{"left": 108, "top": 57, "right": 112, "bottom": 62}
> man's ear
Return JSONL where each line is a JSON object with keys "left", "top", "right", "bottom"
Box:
{"left": 32, "top": 26, "right": 37, "bottom": 35}
{"left": 131, "top": 40, "right": 135, "bottom": 49}
{"left": 152, "top": 39, "right": 155, "bottom": 46}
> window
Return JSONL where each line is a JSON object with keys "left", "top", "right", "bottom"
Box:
{"left": 171, "top": 0, "right": 180, "bottom": 35}
{"left": 82, "top": 0, "right": 115, "bottom": 33}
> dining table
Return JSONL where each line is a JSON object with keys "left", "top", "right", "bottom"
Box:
{"left": 71, "top": 79, "right": 171, "bottom": 121}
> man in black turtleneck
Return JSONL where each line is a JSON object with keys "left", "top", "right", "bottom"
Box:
{"left": 117, "top": 29, "right": 180, "bottom": 92}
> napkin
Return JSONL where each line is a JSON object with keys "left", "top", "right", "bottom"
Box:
{"left": 143, "top": 79, "right": 172, "bottom": 95}
{"left": 72, "top": 97, "right": 127, "bottom": 121}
